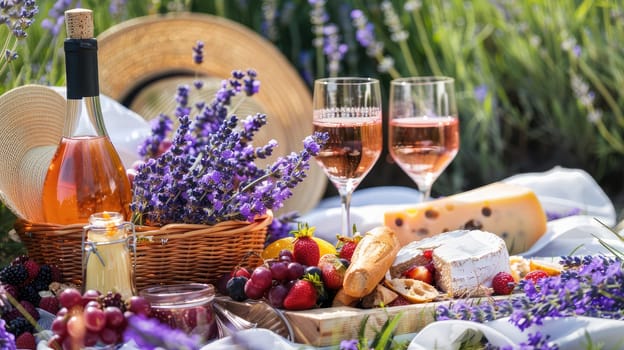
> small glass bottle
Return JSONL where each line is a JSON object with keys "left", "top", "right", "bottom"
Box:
{"left": 140, "top": 283, "right": 218, "bottom": 340}
{"left": 42, "top": 8, "right": 131, "bottom": 225}
{"left": 82, "top": 212, "right": 136, "bottom": 300}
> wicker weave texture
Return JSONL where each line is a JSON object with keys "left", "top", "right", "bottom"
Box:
{"left": 16, "top": 212, "right": 271, "bottom": 290}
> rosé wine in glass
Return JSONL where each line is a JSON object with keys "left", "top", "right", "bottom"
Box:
{"left": 389, "top": 77, "right": 459, "bottom": 201}
{"left": 313, "top": 78, "right": 382, "bottom": 236}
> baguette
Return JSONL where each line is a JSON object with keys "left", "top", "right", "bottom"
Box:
{"left": 343, "top": 226, "right": 400, "bottom": 298}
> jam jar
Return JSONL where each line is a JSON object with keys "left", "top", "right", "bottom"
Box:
{"left": 140, "top": 283, "right": 218, "bottom": 340}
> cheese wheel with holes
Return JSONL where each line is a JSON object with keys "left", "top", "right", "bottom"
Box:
{"left": 383, "top": 182, "right": 547, "bottom": 255}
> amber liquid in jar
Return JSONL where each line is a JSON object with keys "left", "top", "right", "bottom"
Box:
{"left": 43, "top": 136, "right": 131, "bottom": 224}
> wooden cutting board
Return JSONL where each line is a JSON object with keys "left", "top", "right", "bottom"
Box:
{"left": 283, "top": 301, "right": 446, "bottom": 347}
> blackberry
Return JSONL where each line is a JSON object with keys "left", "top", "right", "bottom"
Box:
{"left": 101, "top": 292, "right": 126, "bottom": 312}
{"left": 36, "top": 265, "right": 53, "bottom": 287}
{"left": 31, "top": 278, "right": 49, "bottom": 293}
{"left": 0, "top": 265, "right": 28, "bottom": 286}
{"left": 6, "top": 317, "right": 34, "bottom": 337}
{"left": 18, "top": 284, "right": 41, "bottom": 306}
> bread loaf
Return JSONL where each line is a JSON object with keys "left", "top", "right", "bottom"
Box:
{"left": 343, "top": 226, "right": 400, "bottom": 298}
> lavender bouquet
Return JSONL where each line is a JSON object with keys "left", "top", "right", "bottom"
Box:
{"left": 130, "top": 42, "right": 327, "bottom": 227}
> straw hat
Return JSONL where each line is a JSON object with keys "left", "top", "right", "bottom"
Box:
{"left": 0, "top": 85, "right": 65, "bottom": 222}
{"left": 97, "top": 12, "right": 327, "bottom": 215}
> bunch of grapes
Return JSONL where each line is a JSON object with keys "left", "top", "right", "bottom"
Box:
{"left": 48, "top": 288, "right": 151, "bottom": 350}
{"left": 226, "top": 249, "right": 323, "bottom": 308}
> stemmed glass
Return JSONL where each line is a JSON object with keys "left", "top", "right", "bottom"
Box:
{"left": 313, "top": 77, "right": 383, "bottom": 236}
{"left": 389, "top": 76, "right": 459, "bottom": 202}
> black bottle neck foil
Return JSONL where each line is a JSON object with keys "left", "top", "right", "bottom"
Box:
{"left": 64, "top": 38, "right": 99, "bottom": 100}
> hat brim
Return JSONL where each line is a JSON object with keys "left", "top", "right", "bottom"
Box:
{"left": 97, "top": 12, "right": 327, "bottom": 215}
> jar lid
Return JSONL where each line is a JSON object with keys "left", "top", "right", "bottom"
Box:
{"left": 140, "top": 283, "right": 215, "bottom": 307}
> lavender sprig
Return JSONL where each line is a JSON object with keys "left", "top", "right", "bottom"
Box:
{"left": 132, "top": 69, "right": 327, "bottom": 226}
{"left": 123, "top": 315, "right": 201, "bottom": 350}
{"left": 0, "top": 0, "right": 38, "bottom": 74}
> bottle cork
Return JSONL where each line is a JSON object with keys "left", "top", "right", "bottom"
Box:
{"left": 65, "top": 8, "right": 94, "bottom": 39}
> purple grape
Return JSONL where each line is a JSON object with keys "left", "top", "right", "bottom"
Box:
{"left": 267, "top": 284, "right": 289, "bottom": 308}
{"left": 244, "top": 279, "right": 265, "bottom": 299}
{"left": 270, "top": 261, "right": 288, "bottom": 281}
{"left": 250, "top": 266, "right": 272, "bottom": 291}
{"left": 287, "top": 262, "right": 304, "bottom": 280}
{"left": 279, "top": 249, "right": 294, "bottom": 261}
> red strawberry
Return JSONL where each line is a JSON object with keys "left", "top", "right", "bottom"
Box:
{"left": 39, "top": 295, "right": 60, "bottom": 315}
{"left": 336, "top": 234, "right": 361, "bottom": 262}
{"left": 318, "top": 254, "right": 347, "bottom": 290}
{"left": 292, "top": 223, "right": 320, "bottom": 266}
{"left": 283, "top": 278, "right": 318, "bottom": 310}
{"left": 22, "top": 259, "right": 40, "bottom": 281}
{"left": 524, "top": 270, "right": 549, "bottom": 284}
{"left": 492, "top": 271, "right": 516, "bottom": 295}
{"left": 423, "top": 249, "right": 433, "bottom": 260}
{"left": 15, "top": 331, "right": 36, "bottom": 350}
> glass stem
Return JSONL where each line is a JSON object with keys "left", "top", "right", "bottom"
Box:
{"left": 340, "top": 191, "right": 353, "bottom": 237}
{"left": 420, "top": 185, "right": 432, "bottom": 202}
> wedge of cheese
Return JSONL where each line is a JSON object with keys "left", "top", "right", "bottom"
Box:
{"left": 383, "top": 182, "right": 547, "bottom": 255}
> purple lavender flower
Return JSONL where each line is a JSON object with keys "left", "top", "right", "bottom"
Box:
{"left": 339, "top": 339, "right": 358, "bottom": 350}
{"left": 192, "top": 40, "right": 204, "bottom": 65}
{"left": 1, "top": 0, "right": 38, "bottom": 70}
{"left": 41, "top": 0, "right": 71, "bottom": 37}
{"left": 132, "top": 67, "right": 328, "bottom": 225}
{"left": 0, "top": 318, "right": 16, "bottom": 350}
{"left": 109, "top": 0, "right": 127, "bottom": 16}
{"left": 123, "top": 314, "right": 201, "bottom": 350}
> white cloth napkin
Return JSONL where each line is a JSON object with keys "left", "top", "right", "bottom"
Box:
{"left": 301, "top": 166, "right": 621, "bottom": 257}
{"left": 408, "top": 316, "right": 624, "bottom": 350}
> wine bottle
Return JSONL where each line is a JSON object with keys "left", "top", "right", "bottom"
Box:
{"left": 42, "top": 8, "right": 131, "bottom": 225}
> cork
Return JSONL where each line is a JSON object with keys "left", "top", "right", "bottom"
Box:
{"left": 65, "top": 8, "right": 94, "bottom": 39}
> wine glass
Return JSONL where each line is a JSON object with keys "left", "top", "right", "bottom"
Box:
{"left": 313, "top": 77, "right": 383, "bottom": 236}
{"left": 389, "top": 76, "right": 459, "bottom": 202}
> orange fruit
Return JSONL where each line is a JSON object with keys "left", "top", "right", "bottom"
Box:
{"left": 529, "top": 259, "right": 562, "bottom": 276}
{"left": 261, "top": 237, "right": 336, "bottom": 260}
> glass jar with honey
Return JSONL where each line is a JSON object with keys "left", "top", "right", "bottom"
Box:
{"left": 82, "top": 211, "right": 136, "bottom": 299}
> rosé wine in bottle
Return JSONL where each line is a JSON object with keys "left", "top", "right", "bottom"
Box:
{"left": 42, "top": 9, "right": 131, "bottom": 225}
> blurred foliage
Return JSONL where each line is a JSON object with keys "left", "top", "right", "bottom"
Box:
{"left": 1, "top": 0, "right": 623, "bottom": 262}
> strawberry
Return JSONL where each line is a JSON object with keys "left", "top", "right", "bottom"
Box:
{"left": 283, "top": 275, "right": 320, "bottom": 310}
{"left": 39, "top": 295, "right": 60, "bottom": 315}
{"left": 15, "top": 331, "right": 36, "bottom": 350}
{"left": 292, "top": 223, "right": 320, "bottom": 266}
{"left": 318, "top": 254, "right": 347, "bottom": 290}
{"left": 524, "top": 270, "right": 549, "bottom": 284}
{"left": 403, "top": 265, "right": 434, "bottom": 285}
{"left": 336, "top": 233, "right": 362, "bottom": 262}
{"left": 423, "top": 249, "right": 433, "bottom": 260}
{"left": 492, "top": 271, "right": 516, "bottom": 295}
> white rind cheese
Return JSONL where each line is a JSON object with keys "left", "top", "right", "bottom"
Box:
{"left": 391, "top": 230, "right": 511, "bottom": 297}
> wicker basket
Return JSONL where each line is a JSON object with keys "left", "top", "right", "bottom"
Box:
{"left": 15, "top": 212, "right": 271, "bottom": 290}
